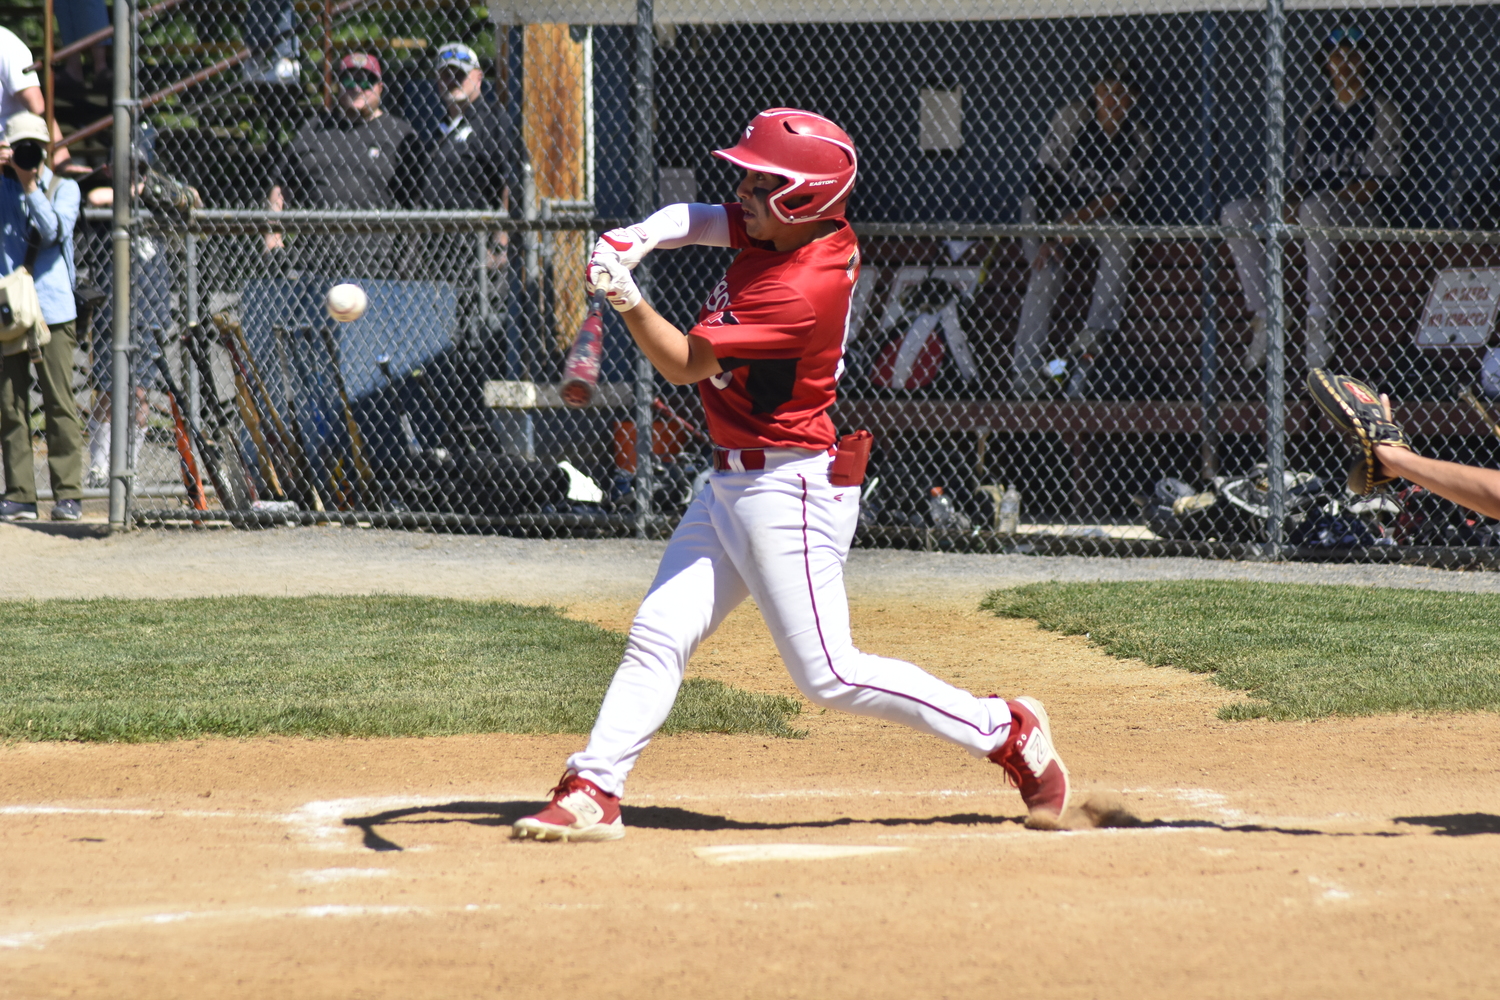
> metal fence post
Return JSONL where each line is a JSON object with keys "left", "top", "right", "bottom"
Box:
{"left": 631, "top": 0, "right": 656, "bottom": 539}
{"left": 1261, "top": 0, "right": 1288, "bottom": 558}
{"left": 107, "top": 0, "right": 133, "bottom": 531}
{"left": 1198, "top": 12, "right": 1220, "bottom": 482}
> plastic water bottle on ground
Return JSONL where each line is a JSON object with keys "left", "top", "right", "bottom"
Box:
{"left": 928, "top": 487, "right": 971, "bottom": 531}
{"left": 999, "top": 485, "right": 1021, "bottom": 534}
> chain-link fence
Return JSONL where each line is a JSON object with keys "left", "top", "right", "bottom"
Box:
{"left": 22, "top": 0, "right": 1500, "bottom": 563}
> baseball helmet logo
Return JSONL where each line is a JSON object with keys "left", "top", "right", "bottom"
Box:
{"left": 713, "top": 108, "right": 858, "bottom": 224}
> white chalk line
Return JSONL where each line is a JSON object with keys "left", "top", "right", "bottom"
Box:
{"left": 0, "top": 805, "right": 280, "bottom": 820}
{"left": 0, "top": 903, "right": 505, "bottom": 951}
{"left": 695, "top": 843, "right": 908, "bottom": 864}
{"left": 293, "top": 868, "right": 392, "bottom": 885}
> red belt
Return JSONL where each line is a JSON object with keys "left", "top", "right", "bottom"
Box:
{"left": 712, "top": 449, "right": 767, "bottom": 472}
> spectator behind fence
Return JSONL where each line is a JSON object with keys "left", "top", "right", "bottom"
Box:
{"left": 1221, "top": 27, "right": 1405, "bottom": 372}
{"left": 82, "top": 125, "right": 199, "bottom": 487}
{"left": 421, "top": 43, "right": 515, "bottom": 212}
{"left": 0, "top": 112, "right": 83, "bottom": 522}
{"left": 1011, "top": 56, "right": 1152, "bottom": 400}
{"left": 265, "top": 53, "right": 418, "bottom": 280}
{"left": 0, "top": 25, "right": 71, "bottom": 171}
{"left": 408, "top": 42, "right": 517, "bottom": 319}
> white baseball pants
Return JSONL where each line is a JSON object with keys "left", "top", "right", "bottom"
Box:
{"left": 1221, "top": 192, "right": 1379, "bottom": 318}
{"left": 1011, "top": 197, "right": 1136, "bottom": 389}
{"left": 567, "top": 451, "right": 1013, "bottom": 797}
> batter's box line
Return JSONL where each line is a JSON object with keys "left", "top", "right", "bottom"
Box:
{"left": 0, "top": 903, "right": 507, "bottom": 951}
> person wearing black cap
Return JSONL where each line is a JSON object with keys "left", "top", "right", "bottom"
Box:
{"left": 1221, "top": 27, "right": 1405, "bottom": 372}
{"left": 1011, "top": 56, "right": 1153, "bottom": 400}
{"left": 265, "top": 53, "right": 419, "bottom": 279}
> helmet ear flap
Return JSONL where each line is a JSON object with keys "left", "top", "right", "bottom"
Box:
{"left": 713, "top": 107, "right": 858, "bottom": 223}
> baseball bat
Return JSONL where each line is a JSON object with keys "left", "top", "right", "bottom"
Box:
{"left": 652, "top": 396, "right": 711, "bottom": 446}
{"left": 315, "top": 324, "right": 381, "bottom": 510}
{"left": 213, "top": 314, "right": 289, "bottom": 501}
{"left": 234, "top": 317, "right": 323, "bottom": 511}
{"left": 146, "top": 330, "right": 208, "bottom": 511}
{"left": 289, "top": 326, "right": 353, "bottom": 509}
{"left": 279, "top": 328, "right": 340, "bottom": 512}
{"left": 183, "top": 322, "right": 258, "bottom": 507}
{"left": 152, "top": 325, "right": 247, "bottom": 509}
{"left": 1460, "top": 387, "right": 1500, "bottom": 443}
{"left": 275, "top": 325, "right": 334, "bottom": 510}
{"left": 560, "top": 293, "right": 606, "bottom": 408}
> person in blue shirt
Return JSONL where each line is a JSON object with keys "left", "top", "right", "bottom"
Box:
{"left": 0, "top": 112, "right": 83, "bottom": 521}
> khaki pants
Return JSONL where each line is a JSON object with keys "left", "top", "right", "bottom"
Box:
{"left": 1, "top": 321, "right": 84, "bottom": 503}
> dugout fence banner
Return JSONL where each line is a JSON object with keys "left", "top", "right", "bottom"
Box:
{"left": 36, "top": 0, "right": 1500, "bottom": 564}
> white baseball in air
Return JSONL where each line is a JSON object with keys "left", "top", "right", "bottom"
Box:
{"left": 326, "top": 283, "right": 368, "bottom": 323}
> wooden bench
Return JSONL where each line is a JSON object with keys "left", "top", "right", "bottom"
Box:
{"left": 844, "top": 236, "right": 1499, "bottom": 520}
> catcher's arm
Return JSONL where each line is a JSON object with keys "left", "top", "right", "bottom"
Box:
{"left": 1373, "top": 439, "right": 1500, "bottom": 521}
{"left": 1315, "top": 376, "right": 1500, "bottom": 518}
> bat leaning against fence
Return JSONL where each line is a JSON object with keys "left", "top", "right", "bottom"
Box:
{"left": 211, "top": 313, "right": 291, "bottom": 504}
{"left": 315, "top": 324, "right": 382, "bottom": 510}
{"left": 183, "top": 322, "right": 259, "bottom": 509}
{"left": 146, "top": 328, "right": 208, "bottom": 512}
{"left": 274, "top": 325, "right": 336, "bottom": 511}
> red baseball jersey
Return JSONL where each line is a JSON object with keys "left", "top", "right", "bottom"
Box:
{"left": 689, "top": 203, "right": 860, "bottom": 451}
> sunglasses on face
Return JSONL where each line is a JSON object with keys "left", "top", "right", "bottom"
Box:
{"left": 340, "top": 74, "right": 378, "bottom": 91}
{"left": 1327, "top": 26, "right": 1365, "bottom": 45}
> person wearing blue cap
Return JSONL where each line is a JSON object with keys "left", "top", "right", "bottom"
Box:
{"left": 420, "top": 42, "right": 516, "bottom": 213}
{"left": 408, "top": 42, "right": 518, "bottom": 327}
{"left": 1221, "top": 27, "right": 1405, "bottom": 373}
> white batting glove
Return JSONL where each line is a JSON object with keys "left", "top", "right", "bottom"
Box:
{"left": 586, "top": 252, "right": 642, "bottom": 312}
{"left": 594, "top": 224, "right": 659, "bottom": 270}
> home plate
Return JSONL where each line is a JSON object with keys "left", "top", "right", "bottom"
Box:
{"left": 694, "top": 844, "right": 909, "bottom": 865}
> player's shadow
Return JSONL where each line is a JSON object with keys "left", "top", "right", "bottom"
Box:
{"left": 342, "top": 802, "right": 1491, "bottom": 852}
{"left": 342, "top": 800, "right": 1026, "bottom": 852}
{"left": 1393, "top": 813, "right": 1500, "bottom": 836}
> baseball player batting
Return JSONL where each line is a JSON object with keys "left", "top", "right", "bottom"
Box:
{"left": 512, "top": 108, "right": 1070, "bottom": 842}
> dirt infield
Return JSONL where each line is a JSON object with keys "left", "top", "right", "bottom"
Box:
{"left": 3, "top": 525, "right": 1499, "bottom": 998}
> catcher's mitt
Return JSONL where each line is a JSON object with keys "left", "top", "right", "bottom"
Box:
{"left": 1307, "top": 369, "right": 1411, "bottom": 495}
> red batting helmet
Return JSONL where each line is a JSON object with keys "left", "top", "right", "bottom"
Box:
{"left": 712, "top": 108, "right": 858, "bottom": 224}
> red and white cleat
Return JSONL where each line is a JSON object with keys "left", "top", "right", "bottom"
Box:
{"left": 988, "top": 696, "right": 1070, "bottom": 830}
{"left": 512, "top": 771, "right": 625, "bottom": 842}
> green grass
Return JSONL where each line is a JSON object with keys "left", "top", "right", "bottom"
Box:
{"left": 0, "top": 597, "right": 803, "bottom": 742}
{"left": 981, "top": 581, "right": 1500, "bottom": 721}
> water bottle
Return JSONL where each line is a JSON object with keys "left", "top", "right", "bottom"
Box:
{"left": 999, "top": 485, "right": 1021, "bottom": 534}
{"left": 927, "top": 487, "right": 971, "bottom": 531}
